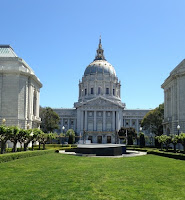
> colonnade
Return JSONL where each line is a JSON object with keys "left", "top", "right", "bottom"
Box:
{"left": 80, "top": 110, "right": 122, "bottom": 132}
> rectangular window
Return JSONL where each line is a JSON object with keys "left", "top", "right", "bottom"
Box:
{"left": 113, "top": 89, "right": 115, "bottom": 96}
{"left": 91, "top": 88, "right": 94, "bottom": 94}
{"left": 85, "top": 89, "right": 87, "bottom": 95}
{"left": 106, "top": 88, "right": 109, "bottom": 94}
{"left": 98, "top": 87, "right": 101, "bottom": 95}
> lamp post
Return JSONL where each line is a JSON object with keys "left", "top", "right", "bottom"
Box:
{"left": 139, "top": 127, "right": 142, "bottom": 132}
{"left": 126, "top": 128, "right": 128, "bottom": 145}
{"left": 150, "top": 132, "right": 153, "bottom": 146}
{"left": 27, "top": 123, "right": 30, "bottom": 130}
{"left": 177, "top": 125, "right": 180, "bottom": 136}
{"left": 62, "top": 126, "right": 65, "bottom": 143}
{"left": 2, "top": 118, "right": 6, "bottom": 125}
{"left": 177, "top": 125, "right": 180, "bottom": 151}
{"left": 139, "top": 127, "right": 142, "bottom": 146}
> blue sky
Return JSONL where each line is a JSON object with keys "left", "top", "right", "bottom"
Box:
{"left": 1, "top": 0, "right": 185, "bottom": 109}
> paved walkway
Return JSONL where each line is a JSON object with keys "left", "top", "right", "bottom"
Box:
{"left": 59, "top": 150, "right": 147, "bottom": 158}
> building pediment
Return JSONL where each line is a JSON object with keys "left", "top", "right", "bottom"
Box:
{"left": 170, "top": 59, "right": 185, "bottom": 76}
{"left": 74, "top": 96, "right": 125, "bottom": 109}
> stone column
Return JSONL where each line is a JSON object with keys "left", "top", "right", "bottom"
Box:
{"left": 110, "top": 81, "right": 113, "bottom": 96}
{"left": 129, "top": 119, "right": 132, "bottom": 127}
{"left": 80, "top": 110, "right": 84, "bottom": 132}
{"left": 103, "top": 81, "right": 105, "bottom": 96}
{"left": 177, "top": 78, "right": 180, "bottom": 123}
{"left": 61, "top": 118, "right": 63, "bottom": 132}
{"left": 25, "top": 82, "right": 28, "bottom": 120}
{"left": 73, "top": 118, "right": 76, "bottom": 132}
{"left": 85, "top": 110, "right": 87, "bottom": 131}
{"left": 116, "top": 111, "right": 119, "bottom": 131}
{"left": 112, "top": 111, "right": 115, "bottom": 131}
{"left": 95, "top": 81, "right": 97, "bottom": 97}
{"left": 136, "top": 119, "right": 139, "bottom": 134}
{"left": 68, "top": 119, "right": 70, "bottom": 130}
{"left": 94, "top": 111, "right": 96, "bottom": 131}
{"left": 87, "top": 82, "right": 89, "bottom": 96}
{"left": 36, "top": 90, "right": 40, "bottom": 117}
{"left": 29, "top": 84, "right": 33, "bottom": 117}
{"left": 79, "top": 84, "right": 81, "bottom": 99}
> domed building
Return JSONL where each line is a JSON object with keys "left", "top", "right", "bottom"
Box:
{"left": 54, "top": 38, "right": 150, "bottom": 144}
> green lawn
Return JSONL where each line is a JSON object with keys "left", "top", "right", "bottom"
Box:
{"left": 0, "top": 153, "right": 184, "bottom": 200}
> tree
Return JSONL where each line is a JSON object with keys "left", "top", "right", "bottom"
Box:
{"left": 171, "top": 135, "right": 179, "bottom": 153}
{"left": 141, "top": 103, "right": 164, "bottom": 136}
{"left": 39, "top": 132, "right": 48, "bottom": 150}
{"left": 66, "top": 129, "right": 75, "bottom": 144}
{"left": 118, "top": 127, "right": 137, "bottom": 145}
{"left": 32, "top": 128, "right": 41, "bottom": 150}
{"left": 0, "top": 126, "right": 12, "bottom": 154}
{"left": 179, "top": 133, "right": 185, "bottom": 153}
{"left": 9, "top": 126, "right": 20, "bottom": 152}
{"left": 33, "top": 129, "right": 44, "bottom": 150}
{"left": 40, "top": 107, "right": 60, "bottom": 133}
{"left": 156, "top": 135, "right": 171, "bottom": 151}
{"left": 22, "top": 129, "right": 33, "bottom": 151}
{"left": 47, "top": 133, "right": 57, "bottom": 144}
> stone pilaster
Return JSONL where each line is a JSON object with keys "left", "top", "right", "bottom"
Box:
{"left": 85, "top": 110, "right": 87, "bottom": 131}
{"left": 112, "top": 111, "right": 115, "bottom": 131}
{"left": 103, "top": 111, "right": 106, "bottom": 131}
{"left": 94, "top": 111, "right": 96, "bottom": 131}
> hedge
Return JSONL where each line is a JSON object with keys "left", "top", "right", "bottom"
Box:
{"left": 0, "top": 150, "right": 54, "bottom": 163}
{"left": 147, "top": 150, "right": 185, "bottom": 160}
{"left": 127, "top": 147, "right": 185, "bottom": 160}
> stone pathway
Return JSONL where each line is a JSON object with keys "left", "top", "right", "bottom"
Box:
{"left": 59, "top": 150, "right": 147, "bottom": 158}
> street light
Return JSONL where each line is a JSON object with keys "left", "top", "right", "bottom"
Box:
{"left": 150, "top": 132, "right": 153, "bottom": 146}
{"left": 139, "top": 127, "right": 142, "bottom": 132}
{"left": 177, "top": 125, "right": 180, "bottom": 136}
{"left": 27, "top": 123, "right": 30, "bottom": 130}
{"left": 62, "top": 126, "right": 65, "bottom": 143}
{"left": 62, "top": 126, "right": 65, "bottom": 133}
{"left": 2, "top": 118, "right": 6, "bottom": 125}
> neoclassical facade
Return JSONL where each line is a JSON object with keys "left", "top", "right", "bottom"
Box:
{"left": 0, "top": 45, "right": 42, "bottom": 129}
{"left": 54, "top": 39, "right": 150, "bottom": 143}
{"left": 162, "top": 59, "right": 185, "bottom": 135}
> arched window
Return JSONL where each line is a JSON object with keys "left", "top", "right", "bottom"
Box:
{"left": 91, "top": 88, "right": 94, "bottom": 94}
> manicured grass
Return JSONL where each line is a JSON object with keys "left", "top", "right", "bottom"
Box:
{"left": 0, "top": 153, "right": 184, "bottom": 200}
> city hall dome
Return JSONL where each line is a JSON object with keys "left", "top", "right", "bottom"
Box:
{"left": 84, "top": 37, "right": 116, "bottom": 77}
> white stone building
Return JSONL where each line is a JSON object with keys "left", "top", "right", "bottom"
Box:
{"left": 0, "top": 45, "right": 42, "bottom": 129}
{"left": 54, "top": 39, "right": 150, "bottom": 143}
{"left": 162, "top": 59, "right": 185, "bottom": 135}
